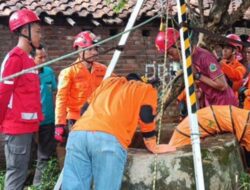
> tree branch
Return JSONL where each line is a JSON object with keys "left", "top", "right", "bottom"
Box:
{"left": 198, "top": 0, "right": 204, "bottom": 27}
{"left": 207, "top": 0, "right": 231, "bottom": 31}
{"left": 221, "top": 0, "right": 250, "bottom": 28}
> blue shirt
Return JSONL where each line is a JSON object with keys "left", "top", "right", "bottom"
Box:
{"left": 39, "top": 66, "right": 57, "bottom": 126}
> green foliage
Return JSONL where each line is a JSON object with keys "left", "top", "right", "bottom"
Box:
{"left": 28, "top": 158, "right": 60, "bottom": 190}
{"left": 0, "top": 171, "right": 5, "bottom": 190}
{"left": 0, "top": 158, "right": 60, "bottom": 190}
{"left": 105, "top": 0, "right": 128, "bottom": 13}
{"left": 239, "top": 172, "right": 250, "bottom": 190}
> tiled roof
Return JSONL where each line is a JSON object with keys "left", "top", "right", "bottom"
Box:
{"left": 0, "top": 0, "right": 249, "bottom": 25}
{"left": 0, "top": 0, "right": 172, "bottom": 24}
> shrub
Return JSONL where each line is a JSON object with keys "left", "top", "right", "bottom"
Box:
{"left": 0, "top": 171, "right": 5, "bottom": 190}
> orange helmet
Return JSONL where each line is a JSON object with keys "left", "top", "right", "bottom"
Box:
{"left": 9, "top": 9, "right": 40, "bottom": 32}
{"left": 73, "top": 31, "right": 99, "bottom": 49}
{"left": 155, "top": 28, "right": 180, "bottom": 53}
{"left": 226, "top": 34, "right": 242, "bottom": 51}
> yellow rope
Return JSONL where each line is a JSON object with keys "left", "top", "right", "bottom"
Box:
{"left": 152, "top": 3, "right": 184, "bottom": 189}
{"left": 152, "top": 5, "right": 169, "bottom": 190}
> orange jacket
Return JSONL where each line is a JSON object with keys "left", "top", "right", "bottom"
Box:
{"left": 243, "top": 74, "right": 250, "bottom": 110}
{"left": 177, "top": 88, "right": 205, "bottom": 108}
{"left": 55, "top": 60, "right": 107, "bottom": 125}
{"left": 221, "top": 58, "right": 246, "bottom": 93}
{"left": 169, "top": 105, "right": 250, "bottom": 151}
{"left": 72, "top": 77, "right": 157, "bottom": 149}
{"left": 177, "top": 90, "right": 186, "bottom": 102}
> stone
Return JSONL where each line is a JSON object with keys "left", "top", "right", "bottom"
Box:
{"left": 122, "top": 134, "right": 244, "bottom": 190}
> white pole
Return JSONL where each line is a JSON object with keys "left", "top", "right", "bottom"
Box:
{"left": 53, "top": 1, "right": 145, "bottom": 189}
{"left": 176, "top": 0, "right": 205, "bottom": 189}
{"left": 53, "top": 168, "right": 63, "bottom": 190}
{"left": 104, "top": 0, "right": 145, "bottom": 79}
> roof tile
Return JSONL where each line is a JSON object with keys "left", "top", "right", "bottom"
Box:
{"left": 2, "top": 7, "right": 12, "bottom": 16}
{"left": 78, "top": 8, "right": 89, "bottom": 17}
{"left": 0, "top": 0, "right": 249, "bottom": 25}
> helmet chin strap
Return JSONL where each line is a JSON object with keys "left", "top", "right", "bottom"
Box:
{"left": 80, "top": 51, "right": 93, "bottom": 72}
{"left": 19, "top": 24, "right": 36, "bottom": 51}
{"left": 81, "top": 51, "right": 94, "bottom": 64}
{"left": 226, "top": 52, "right": 235, "bottom": 62}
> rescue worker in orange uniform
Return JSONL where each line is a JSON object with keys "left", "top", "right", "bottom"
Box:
{"left": 54, "top": 31, "right": 108, "bottom": 143}
{"left": 220, "top": 34, "right": 246, "bottom": 95}
{"left": 62, "top": 73, "right": 176, "bottom": 190}
{"left": 240, "top": 34, "right": 250, "bottom": 68}
{"left": 169, "top": 105, "right": 250, "bottom": 153}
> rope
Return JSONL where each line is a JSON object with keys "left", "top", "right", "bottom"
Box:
{"left": 152, "top": 2, "right": 184, "bottom": 188}
{"left": 67, "top": 45, "right": 122, "bottom": 68}
{"left": 152, "top": 3, "right": 169, "bottom": 190}
{"left": 0, "top": 45, "right": 122, "bottom": 97}
{"left": 0, "top": 13, "right": 160, "bottom": 83}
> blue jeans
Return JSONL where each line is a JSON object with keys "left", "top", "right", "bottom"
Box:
{"left": 62, "top": 131, "right": 127, "bottom": 190}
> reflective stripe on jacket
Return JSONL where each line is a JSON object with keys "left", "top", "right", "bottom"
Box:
{"left": 0, "top": 47, "right": 43, "bottom": 134}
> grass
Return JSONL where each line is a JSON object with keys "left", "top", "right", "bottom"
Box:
{"left": 0, "top": 158, "right": 60, "bottom": 190}
{"left": 0, "top": 171, "right": 5, "bottom": 190}
{"left": 28, "top": 158, "right": 60, "bottom": 190}
{"left": 238, "top": 172, "right": 250, "bottom": 190}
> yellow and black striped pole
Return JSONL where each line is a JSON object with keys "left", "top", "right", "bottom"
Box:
{"left": 176, "top": 0, "right": 205, "bottom": 189}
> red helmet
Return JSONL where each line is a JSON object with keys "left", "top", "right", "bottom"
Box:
{"left": 155, "top": 28, "right": 180, "bottom": 53}
{"left": 226, "top": 34, "right": 242, "bottom": 51}
{"left": 9, "top": 9, "right": 40, "bottom": 32}
{"left": 73, "top": 31, "right": 99, "bottom": 49}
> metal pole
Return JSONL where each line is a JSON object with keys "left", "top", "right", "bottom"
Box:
{"left": 176, "top": 0, "right": 205, "bottom": 189}
{"left": 53, "top": 168, "right": 63, "bottom": 190}
{"left": 53, "top": 1, "right": 145, "bottom": 189}
{"left": 104, "top": 0, "right": 145, "bottom": 79}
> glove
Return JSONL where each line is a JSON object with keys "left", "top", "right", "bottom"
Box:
{"left": 54, "top": 124, "right": 68, "bottom": 143}
{"left": 143, "top": 136, "right": 176, "bottom": 154}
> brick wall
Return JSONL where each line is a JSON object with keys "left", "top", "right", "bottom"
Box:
{"left": 0, "top": 23, "right": 179, "bottom": 169}
{"left": 235, "top": 27, "right": 250, "bottom": 36}
{"left": 0, "top": 23, "right": 179, "bottom": 124}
